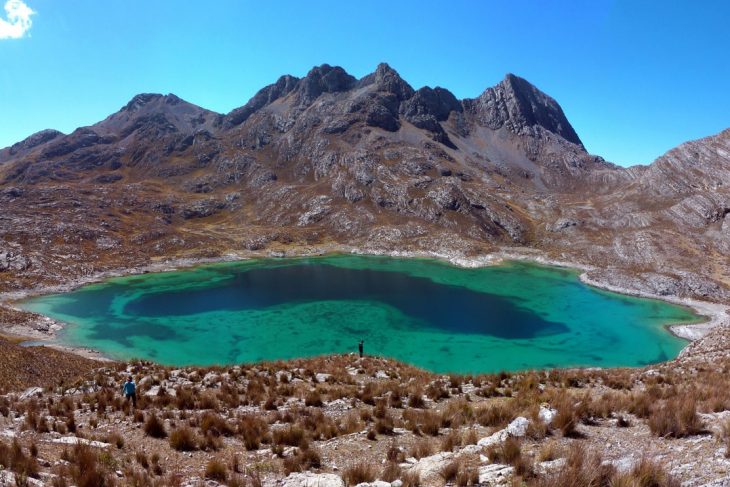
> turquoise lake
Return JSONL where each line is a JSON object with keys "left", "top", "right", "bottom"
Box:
{"left": 18, "top": 255, "right": 702, "bottom": 373}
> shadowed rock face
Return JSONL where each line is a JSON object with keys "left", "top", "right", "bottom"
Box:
{"left": 0, "top": 63, "right": 727, "bottom": 301}
{"left": 463, "top": 74, "right": 583, "bottom": 147}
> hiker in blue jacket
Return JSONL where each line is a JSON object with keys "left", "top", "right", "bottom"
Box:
{"left": 123, "top": 376, "right": 137, "bottom": 408}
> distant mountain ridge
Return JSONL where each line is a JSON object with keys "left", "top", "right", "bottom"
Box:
{"left": 0, "top": 63, "right": 728, "bottom": 302}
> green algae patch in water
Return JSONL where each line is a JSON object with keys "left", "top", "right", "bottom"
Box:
{"left": 19, "top": 256, "right": 701, "bottom": 373}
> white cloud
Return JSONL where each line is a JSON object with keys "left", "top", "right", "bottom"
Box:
{"left": 0, "top": 0, "right": 34, "bottom": 40}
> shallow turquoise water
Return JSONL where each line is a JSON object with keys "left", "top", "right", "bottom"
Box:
{"left": 18, "top": 256, "right": 701, "bottom": 373}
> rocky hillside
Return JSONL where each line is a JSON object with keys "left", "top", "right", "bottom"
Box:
{"left": 3, "top": 347, "right": 730, "bottom": 486}
{"left": 0, "top": 63, "right": 727, "bottom": 302}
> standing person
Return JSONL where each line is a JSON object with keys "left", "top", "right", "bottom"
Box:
{"left": 123, "top": 376, "right": 137, "bottom": 408}
{"left": 358, "top": 340, "right": 364, "bottom": 358}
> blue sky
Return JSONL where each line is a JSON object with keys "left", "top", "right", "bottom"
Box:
{"left": 0, "top": 1, "right": 728, "bottom": 166}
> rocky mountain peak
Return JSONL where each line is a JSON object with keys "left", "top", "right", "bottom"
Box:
{"left": 122, "top": 93, "right": 169, "bottom": 112}
{"left": 224, "top": 74, "right": 300, "bottom": 128}
{"left": 0, "top": 128, "right": 64, "bottom": 163}
{"left": 465, "top": 73, "right": 583, "bottom": 147}
{"left": 295, "top": 64, "right": 357, "bottom": 104}
{"left": 358, "top": 62, "right": 415, "bottom": 101}
{"left": 99, "top": 93, "right": 218, "bottom": 137}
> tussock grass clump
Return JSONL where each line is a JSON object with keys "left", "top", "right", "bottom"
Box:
{"left": 408, "top": 393, "right": 426, "bottom": 409}
{"left": 205, "top": 459, "right": 228, "bottom": 482}
{"left": 531, "top": 445, "right": 614, "bottom": 487}
{"left": 403, "top": 409, "right": 441, "bottom": 436}
{"left": 381, "top": 462, "right": 402, "bottom": 482}
{"left": 552, "top": 397, "right": 580, "bottom": 438}
{"left": 456, "top": 466, "right": 479, "bottom": 486}
{"left": 440, "top": 430, "right": 462, "bottom": 452}
{"left": 612, "top": 458, "right": 680, "bottom": 487}
{"left": 169, "top": 426, "right": 198, "bottom": 451}
{"left": 408, "top": 439, "right": 434, "bottom": 459}
{"left": 537, "top": 441, "right": 563, "bottom": 462}
{"left": 375, "top": 415, "right": 395, "bottom": 436}
{"left": 439, "top": 459, "right": 462, "bottom": 482}
{"left": 342, "top": 461, "right": 376, "bottom": 486}
{"left": 272, "top": 425, "right": 307, "bottom": 447}
{"left": 648, "top": 398, "right": 703, "bottom": 438}
{"left": 304, "top": 390, "right": 323, "bottom": 407}
{"left": 718, "top": 418, "right": 730, "bottom": 458}
{"left": 401, "top": 470, "right": 421, "bottom": 487}
{"left": 283, "top": 447, "right": 322, "bottom": 474}
{"left": 143, "top": 412, "right": 167, "bottom": 438}
{"left": 0, "top": 439, "right": 40, "bottom": 480}
{"left": 486, "top": 436, "right": 522, "bottom": 465}
{"left": 426, "top": 382, "right": 450, "bottom": 401}
{"left": 200, "top": 412, "right": 234, "bottom": 437}
{"left": 60, "top": 443, "right": 114, "bottom": 487}
{"left": 476, "top": 403, "right": 514, "bottom": 428}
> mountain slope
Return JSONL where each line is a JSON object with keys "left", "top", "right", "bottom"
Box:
{"left": 0, "top": 63, "right": 727, "bottom": 301}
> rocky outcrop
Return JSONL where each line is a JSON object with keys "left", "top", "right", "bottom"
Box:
{"left": 0, "top": 128, "right": 64, "bottom": 163}
{"left": 464, "top": 73, "right": 583, "bottom": 147}
{"left": 282, "top": 472, "right": 344, "bottom": 487}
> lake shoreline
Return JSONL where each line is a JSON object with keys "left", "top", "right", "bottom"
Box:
{"left": 1, "top": 246, "right": 726, "bottom": 366}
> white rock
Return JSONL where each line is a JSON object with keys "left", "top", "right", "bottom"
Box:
{"left": 0, "top": 470, "right": 45, "bottom": 486}
{"left": 315, "top": 373, "right": 331, "bottom": 383}
{"left": 203, "top": 372, "right": 220, "bottom": 385}
{"left": 144, "top": 385, "right": 161, "bottom": 397}
{"left": 478, "top": 464, "right": 514, "bottom": 485}
{"left": 354, "top": 482, "right": 390, "bottom": 487}
{"left": 460, "top": 444, "right": 481, "bottom": 455}
{"left": 461, "top": 383, "right": 477, "bottom": 394}
{"left": 375, "top": 370, "right": 389, "bottom": 379}
{"left": 282, "top": 472, "right": 345, "bottom": 487}
{"left": 409, "top": 452, "right": 453, "bottom": 477}
{"left": 19, "top": 386, "right": 44, "bottom": 400}
{"left": 537, "top": 458, "right": 566, "bottom": 473}
{"left": 50, "top": 436, "right": 111, "bottom": 448}
{"left": 603, "top": 456, "right": 637, "bottom": 474}
{"left": 505, "top": 416, "right": 529, "bottom": 436}
{"left": 325, "top": 399, "right": 352, "bottom": 411}
{"left": 391, "top": 481, "right": 403, "bottom": 487}
{"left": 538, "top": 405, "right": 557, "bottom": 425}
{"left": 477, "top": 417, "right": 529, "bottom": 447}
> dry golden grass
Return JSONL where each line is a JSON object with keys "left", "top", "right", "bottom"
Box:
{"left": 0, "top": 337, "right": 98, "bottom": 393}
{"left": 342, "top": 461, "right": 376, "bottom": 486}
{"left": 648, "top": 398, "right": 704, "bottom": 438}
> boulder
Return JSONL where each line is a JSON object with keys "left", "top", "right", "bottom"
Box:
{"left": 354, "top": 482, "right": 391, "bottom": 487}
{"left": 407, "top": 451, "right": 454, "bottom": 478}
{"left": 282, "top": 472, "right": 344, "bottom": 487}
{"left": 315, "top": 373, "right": 331, "bottom": 383}
{"left": 477, "top": 417, "right": 529, "bottom": 447}
{"left": 19, "top": 387, "right": 44, "bottom": 400}
{"left": 478, "top": 464, "right": 514, "bottom": 485}
{"left": 538, "top": 405, "right": 557, "bottom": 425}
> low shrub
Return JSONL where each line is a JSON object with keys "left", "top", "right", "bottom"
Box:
{"left": 143, "top": 413, "right": 167, "bottom": 439}
{"left": 205, "top": 459, "right": 228, "bottom": 482}
{"left": 648, "top": 398, "right": 703, "bottom": 438}
{"left": 342, "top": 461, "right": 375, "bottom": 486}
{"left": 169, "top": 426, "right": 197, "bottom": 451}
